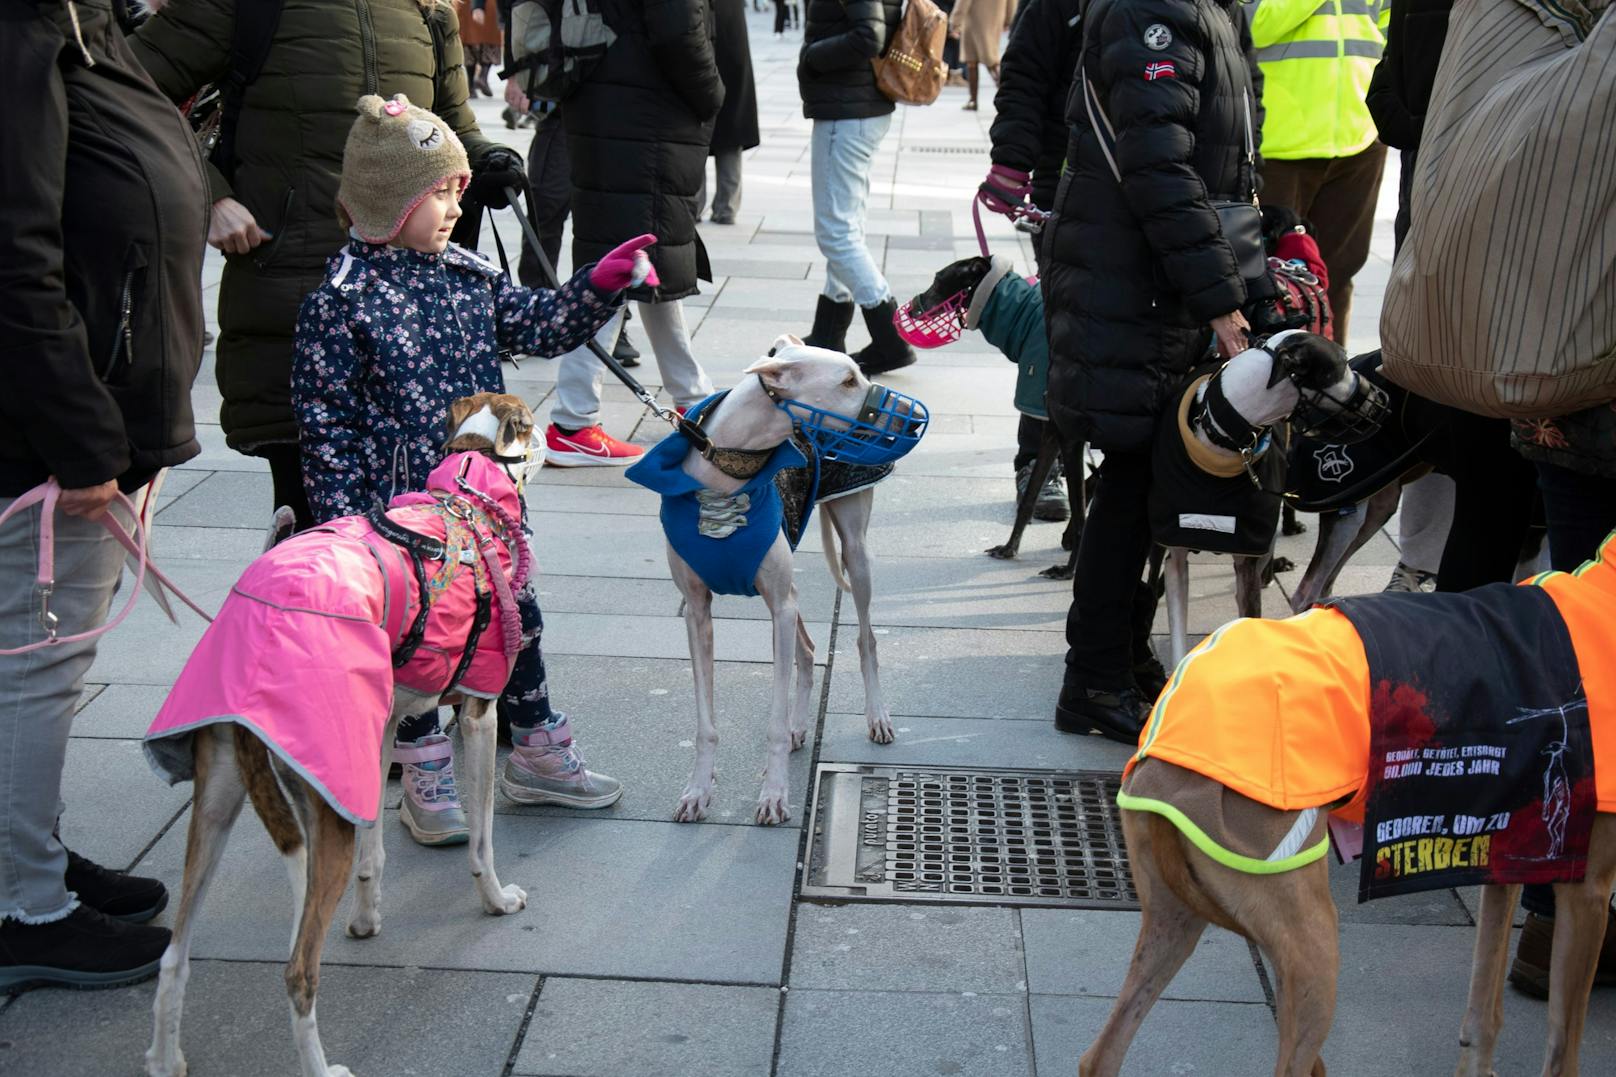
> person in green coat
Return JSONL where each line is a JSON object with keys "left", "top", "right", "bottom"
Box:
{"left": 131, "top": 0, "right": 526, "bottom": 528}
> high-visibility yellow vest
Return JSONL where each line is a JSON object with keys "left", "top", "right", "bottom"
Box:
{"left": 1250, "top": 0, "right": 1391, "bottom": 160}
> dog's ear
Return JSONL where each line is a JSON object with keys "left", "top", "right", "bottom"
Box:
{"left": 445, "top": 394, "right": 486, "bottom": 442}
{"left": 765, "top": 333, "right": 804, "bottom": 358}
{"left": 444, "top": 395, "right": 501, "bottom": 454}
{"left": 492, "top": 396, "right": 535, "bottom": 455}
{"left": 744, "top": 355, "right": 795, "bottom": 397}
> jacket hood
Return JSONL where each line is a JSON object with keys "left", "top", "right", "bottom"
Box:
{"left": 424, "top": 451, "right": 524, "bottom": 523}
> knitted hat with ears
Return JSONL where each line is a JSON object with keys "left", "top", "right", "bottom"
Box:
{"left": 336, "top": 94, "right": 471, "bottom": 244}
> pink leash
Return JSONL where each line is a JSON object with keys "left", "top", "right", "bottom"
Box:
{"left": 971, "top": 193, "right": 1051, "bottom": 260}
{"left": 0, "top": 479, "right": 214, "bottom": 656}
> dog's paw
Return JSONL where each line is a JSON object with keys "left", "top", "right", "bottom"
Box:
{"left": 984, "top": 543, "right": 1017, "bottom": 561}
{"left": 867, "top": 712, "right": 895, "bottom": 745}
{"left": 674, "top": 786, "right": 713, "bottom": 822}
{"left": 144, "top": 1050, "right": 187, "bottom": 1077}
{"left": 325, "top": 1066, "right": 355, "bottom": 1077}
{"left": 345, "top": 912, "right": 382, "bottom": 940}
{"left": 755, "top": 790, "right": 791, "bottom": 826}
{"left": 483, "top": 883, "right": 527, "bottom": 916}
{"left": 790, "top": 727, "right": 809, "bottom": 751}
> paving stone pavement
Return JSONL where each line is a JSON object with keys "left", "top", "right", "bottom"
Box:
{"left": 6, "top": 10, "right": 1603, "bottom": 1077}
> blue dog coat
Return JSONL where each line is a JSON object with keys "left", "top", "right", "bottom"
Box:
{"left": 627, "top": 394, "right": 812, "bottom": 597}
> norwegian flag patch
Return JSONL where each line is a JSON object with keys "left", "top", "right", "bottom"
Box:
{"left": 1144, "top": 61, "right": 1177, "bottom": 80}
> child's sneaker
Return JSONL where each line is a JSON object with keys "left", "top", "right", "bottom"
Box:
{"left": 544, "top": 423, "right": 646, "bottom": 467}
{"left": 501, "top": 713, "right": 623, "bottom": 808}
{"left": 394, "top": 734, "right": 469, "bottom": 846}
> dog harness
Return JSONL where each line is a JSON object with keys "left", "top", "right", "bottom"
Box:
{"left": 142, "top": 453, "right": 524, "bottom": 826}
{"left": 1120, "top": 531, "right": 1616, "bottom": 887}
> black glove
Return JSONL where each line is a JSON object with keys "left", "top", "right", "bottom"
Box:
{"left": 466, "top": 148, "right": 528, "bottom": 210}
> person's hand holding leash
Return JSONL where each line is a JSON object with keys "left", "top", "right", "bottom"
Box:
{"left": 467, "top": 148, "right": 528, "bottom": 210}
{"left": 57, "top": 479, "right": 119, "bottom": 520}
{"left": 590, "top": 234, "right": 660, "bottom": 292}
{"left": 979, "top": 165, "right": 1031, "bottom": 217}
{"left": 209, "top": 197, "right": 270, "bottom": 254}
{"left": 1211, "top": 310, "right": 1250, "bottom": 358}
{"left": 504, "top": 78, "right": 530, "bottom": 115}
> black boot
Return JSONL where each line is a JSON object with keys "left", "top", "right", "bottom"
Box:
{"left": 0, "top": 905, "right": 170, "bottom": 991}
{"left": 64, "top": 850, "right": 168, "bottom": 923}
{"left": 1055, "top": 681, "right": 1147, "bottom": 743}
{"left": 465, "top": 62, "right": 482, "bottom": 96}
{"left": 803, "top": 295, "right": 855, "bottom": 353}
{"left": 852, "top": 298, "right": 917, "bottom": 376}
{"left": 613, "top": 327, "right": 642, "bottom": 368}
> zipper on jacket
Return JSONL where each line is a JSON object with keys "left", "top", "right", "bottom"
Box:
{"left": 103, "top": 270, "right": 136, "bottom": 380}
{"left": 356, "top": 0, "right": 380, "bottom": 96}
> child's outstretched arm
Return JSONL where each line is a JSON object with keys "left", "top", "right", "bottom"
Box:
{"left": 293, "top": 289, "right": 370, "bottom": 523}
{"left": 494, "top": 236, "right": 660, "bottom": 357}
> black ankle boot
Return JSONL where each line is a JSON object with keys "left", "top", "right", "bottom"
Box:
{"left": 852, "top": 298, "right": 917, "bottom": 376}
{"left": 64, "top": 850, "right": 168, "bottom": 923}
{"left": 1055, "top": 681, "right": 1147, "bottom": 743}
{"left": 803, "top": 295, "right": 855, "bottom": 352}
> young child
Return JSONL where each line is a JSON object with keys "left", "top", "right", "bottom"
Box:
{"left": 293, "top": 94, "right": 651, "bottom": 846}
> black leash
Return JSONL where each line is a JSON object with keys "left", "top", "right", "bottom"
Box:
{"left": 496, "top": 187, "right": 716, "bottom": 455}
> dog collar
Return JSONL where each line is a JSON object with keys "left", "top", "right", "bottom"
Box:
{"left": 688, "top": 387, "right": 777, "bottom": 480}
{"left": 1193, "top": 376, "right": 1267, "bottom": 456}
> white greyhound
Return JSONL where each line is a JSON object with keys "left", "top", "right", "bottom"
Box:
{"left": 646, "top": 336, "right": 916, "bottom": 825}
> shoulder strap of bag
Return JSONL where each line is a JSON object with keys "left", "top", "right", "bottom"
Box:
{"left": 213, "top": 0, "right": 288, "bottom": 178}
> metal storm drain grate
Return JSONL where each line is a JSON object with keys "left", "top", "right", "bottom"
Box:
{"left": 802, "top": 764, "right": 1138, "bottom": 909}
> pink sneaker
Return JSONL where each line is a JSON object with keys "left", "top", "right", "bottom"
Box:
{"left": 544, "top": 423, "right": 646, "bottom": 467}
{"left": 393, "top": 734, "right": 469, "bottom": 846}
{"left": 500, "top": 713, "right": 623, "bottom": 808}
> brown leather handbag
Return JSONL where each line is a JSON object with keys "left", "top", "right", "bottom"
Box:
{"left": 873, "top": 0, "right": 949, "bottom": 106}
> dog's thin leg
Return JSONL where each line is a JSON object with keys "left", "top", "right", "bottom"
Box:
{"left": 988, "top": 426, "right": 1059, "bottom": 560}
{"left": 1080, "top": 810, "right": 1209, "bottom": 1077}
{"left": 286, "top": 800, "right": 356, "bottom": 1077}
{"left": 347, "top": 711, "right": 401, "bottom": 939}
{"left": 1542, "top": 817, "right": 1616, "bottom": 1077}
{"left": 790, "top": 614, "right": 815, "bottom": 750}
{"left": 1249, "top": 873, "right": 1338, "bottom": 1077}
{"left": 460, "top": 697, "right": 527, "bottom": 915}
{"left": 829, "top": 491, "right": 893, "bottom": 744}
{"left": 146, "top": 728, "right": 248, "bottom": 1077}
{"left": 1455, "top": 883, "right": 1520, "bottom": 1077}
{"left": 1164, "top": 547, "right": 1190, "bottom": 668}
{"left": 672, "top": 551, "right": 719, "bottom": 822}
{"left": 1234, "top": 556, "right": 1265, "bottom": 620}
{"left": 755, "top": 537, "right": 800, "bottom": 824}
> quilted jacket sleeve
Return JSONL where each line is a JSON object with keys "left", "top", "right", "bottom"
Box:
{"left": 1095, "top": 0, "right": 1245, "bottom": 322}
{"left": 990, "top": 0, "right": 1076, "bottom": 173}
{"left": 491, "top": 266, "right": 620, "bottom": 358}
{"left": 801, "top": 0, "right": 888, "bottom": 72}
{"left": 128, "top": 0, "right": 235, "bottom": 200}
{"left": 293, "top": 287, "right": 369, "bottom": 523}
{"left": 645, "top": 0, "right": 725, "bottom": 120}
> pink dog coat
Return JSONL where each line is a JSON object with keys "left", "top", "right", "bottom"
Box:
{"left": 144, "top": 454, "right": 524, "bottom": 826}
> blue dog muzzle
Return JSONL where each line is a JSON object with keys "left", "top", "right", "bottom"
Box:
{"left": 772, "top": 381, "right": 929, "bottom": 468}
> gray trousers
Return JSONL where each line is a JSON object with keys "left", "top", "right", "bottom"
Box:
{"left": 0, "top": 500, "right": 128, "bottom": 923}
{"left": 1396, "top": 472, "right": 1455, "bottom": 575}
{"left": 696, "top": 149, "right": 743, "bottom": 222}
{"left": 549, "top": 301, "right": 713, "bottom": 430}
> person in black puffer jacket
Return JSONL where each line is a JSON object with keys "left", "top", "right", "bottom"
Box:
{"left": 1042, "top": 0, "right": 1256, "bottom": 743}
{"left": 797, "top": 0, "right": 916, "bottom": 375}
{"left": 545, "top": 0, "right": 723, "bottom": 465}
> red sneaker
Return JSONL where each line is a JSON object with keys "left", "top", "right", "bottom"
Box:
{"left": 544, "top": 423, "right": 646, "bottom": 467}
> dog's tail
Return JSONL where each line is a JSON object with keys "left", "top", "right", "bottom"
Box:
{"left": 820, "top": 512, "right": 851, "bottom": 592}
{"left": 232, "top": 726, "right": 306, "bottom": 857}
{"left": 1146, "top": 813, "right": 1248, "bottom": 938}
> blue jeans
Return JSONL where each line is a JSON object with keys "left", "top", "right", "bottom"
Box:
{"left": 1521, "top": 460, "right": 1616, "bottom": 918}
{"left": 811, "top": 115, "right": 893, "bottom": 309}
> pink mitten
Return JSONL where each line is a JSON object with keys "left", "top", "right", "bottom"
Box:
{"left": 979, "top": 165, "right": 1031, "bottom": 216}
{"left": 590, "top": 234, "right": 660, "bottom": 292}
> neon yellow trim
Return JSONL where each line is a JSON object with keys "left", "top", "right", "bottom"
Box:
{"left": 1116, "top": 791, "right": 1331, "bottom": 874}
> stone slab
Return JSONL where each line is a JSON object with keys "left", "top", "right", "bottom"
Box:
{"left": 789, "top": 904, "right": 1025, "bottom": 993}
{"left": 502, "top": 655, "right": 817, "bottom": 826}
{"left": 156, "top": 469, "right": 272, "bottom": 528}
{"left": 57, "top": 736, "right": 190, "bottom": 873}
{"left": 819, "top": 710, "right": 1134, "bottom": 773}
{"left": 73, "top": 683, "right": 173, "bottom": 741}
{"left": 1021, "top": 910, "right": 1265, "bottom": 1003}
{"left": 841, "top": 553, "right": 1072, "bottom": 632}
{"left": 511, "top": 978, "right": 779, "bottom": 1077}
{"left": 775, "top": 989, "right": 1030, "bottom": 1077}
{"left": 533, "top": 571, "right": 838, "bottom": 624}
{"left": 0, "top": 962, "right": 533, "bottom": 1077}
{"left": 1030, "top": 994, "right": 1277, "bottom": 1077}
{"left": 826, "top": 624, "right": 1065, "bottom": 720}
{"left": 135, "top": 814, "right": 799, "bottom": 985}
